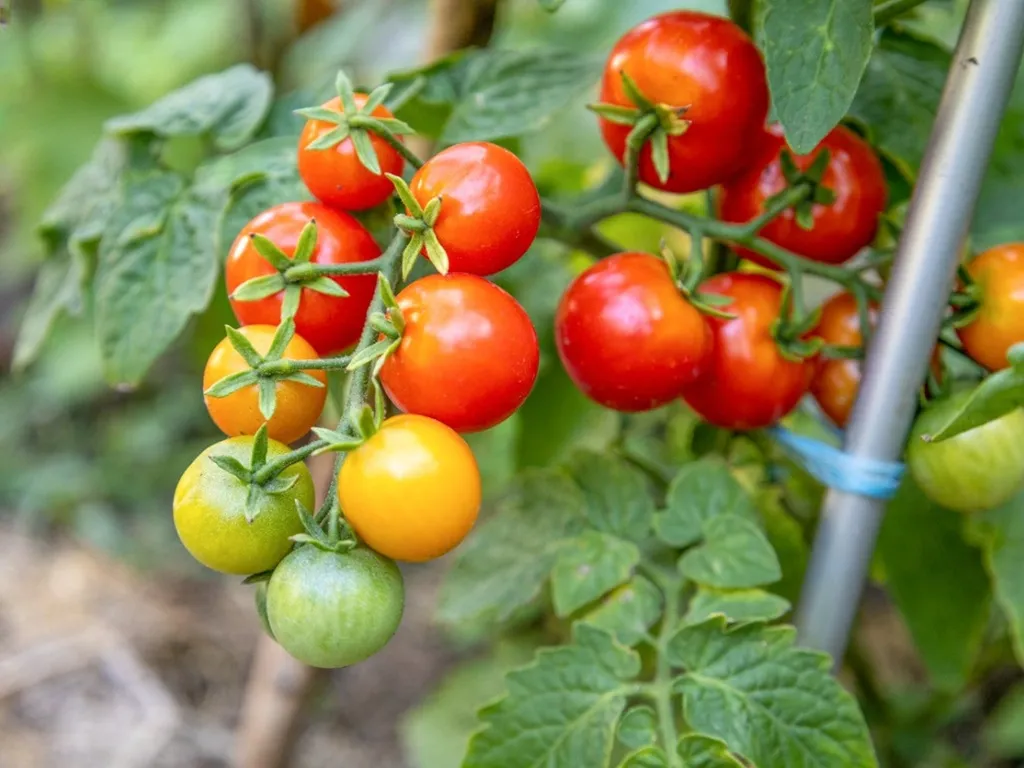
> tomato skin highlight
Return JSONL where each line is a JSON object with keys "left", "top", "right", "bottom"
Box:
{"left": 173, "top": 437, "right": 313, "bottom": 575}
{"left": 203, "top": 325, "right": 327, "bottom": 444}
{"left": 907, "top": 390, "right": 1024, "bottom": 513}
{"left": 720, "top": 124, "right": 887, "bottom": 267}
{"left": 956, "top": 243, "right": 1024, "bottom": 371}
{"left": 225, "top": 202, "right": 380, "bottom": 355}
{"left": 408, "top": 142, "right": 541, "bottom": 275}
{"left": 380, "top": 274, "right": 539, "bottom": 433}
{"left": 267, "top": 545, "right": 404, "bottom": 668}
{"left": 597, "top": 10, "right": 769, "bottom": 194}
{"left": 298, "top": 94, "right": 404, "bottom": 211}
{"left": 555, "top": 252, "right": 712, "bottom": 412}
{"left": 681, "top": 272, "right": 814, "bottom": 430}
{"left": 338, "top": 415, "right": 481, "bottom": 562}
{"left": 810, "top": 292, "right": 877, "bottom": 428}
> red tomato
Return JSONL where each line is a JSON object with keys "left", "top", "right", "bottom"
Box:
{"left": 957, "top": 243, "right": 1024, "bottom": 371}
{"left": 298, "top": 94, "right": 404, "bottom": 211}
{"left": 226, "top": 202, "right": 379, "bottom": 355}
{"left": 380, "top": 274, "right": 539, "bottom": 433}
{"left": 555, "top": 252, "right": 712, "bottom": 412}
{"left": 408, "top": 142, "right": 540, "bottom": 276}
{"left": 720, "top": 125, "right": 887, "bottom": 267}
{"left": 681, "top": 272, "right": 814, "bottom": 429}
{"left": 810, "top": 292, "right": 877, "bottom": 428}
{"left": 597, "top": 11, "right": 768, "bottom": 194}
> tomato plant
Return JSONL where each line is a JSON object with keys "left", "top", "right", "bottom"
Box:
{"left": 681, "top": 272, "right": 814, "bottom": 430}
{"left": 226, "top": 201, "right": 380, "bottom": 354}
{"left": 338, "top": 414, "right": 481, "bottom": 562}
{"left": 957, "top": 242, "right": 1024, "bottom": 370}
{"left": 266, "top": 545, "right": 404, "bottom": 668}
{"left": 380, "top": 274, "right": 539, "bottom": 433}
{"left": 810, "top": 291, "right": 876, "bottom": 428}
{"left": 555, "top": 252, "right": 711, "bottom": 412}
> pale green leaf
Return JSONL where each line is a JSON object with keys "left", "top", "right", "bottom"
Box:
{"left": 679, "top": 516, "right": 782, "bottom": 590}
{"left": 655, "top": 458, "right": 759, "bottom": 548}
{"left": 551, "top": 531, "right": 640, "bottom": 617}
{"left": 676, "top": 734, "right": 745, "bottom": 767}
{"left": 617, "top": 706, "right": 657, "bottom": 750}
{"left": 581, "top": 576, "right": 663, "bottom": 647}
{"left": 683, "top": 587, "right": 791, "bottom": 627}
{"left": 566, "top": 450, "right": 654, "bottom": 541}
{"left": 13, "top": 256, "right": 87, "bottom": 371}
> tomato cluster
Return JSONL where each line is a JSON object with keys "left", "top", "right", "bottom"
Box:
{"left": 173, "top": 85, "right": 541, "bottom": 668}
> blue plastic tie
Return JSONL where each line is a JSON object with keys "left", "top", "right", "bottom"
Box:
{"left": 767, "top": 426, "right": 905, "bottom": 500}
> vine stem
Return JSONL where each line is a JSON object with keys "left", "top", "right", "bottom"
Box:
{"left": 376, "top": 126, "right": 425, "bottom": 169}
{"left": 260, "top": 355, "right": 352, "bottom": 374}
{"left": 653, "top": 572, "right": 683, "bottom": 768}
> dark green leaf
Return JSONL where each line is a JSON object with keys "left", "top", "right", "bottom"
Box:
{"left": 684, "top": 587, "right": 791, "bottom": 626}
{"left": 551, "top": 531, "right": 640, "bottom": 617}
{"left": 669, "top": 618, "right": 878, "bottom": 767}
{"left": 655, "top": 458, "right": 758, "bottom": 547}
{"left": 566, "top": 450, "right": 654, "bottom": 541}
{"left": 95, "top": 171, "right": 219, "bottom": 385}
{"left": 848, "top": 29, "right": 949, "bottom": 178}
{"left": 464, "top": 624, "right": 639, "bottom": 768}
{"left": 679, "top": 516, "right": 782, "bottom": 590}
{"left": 984, "top": 682, "right": 1024, "bottom": 759}
{"left": 761, "top": 0, "right": 874, "bottom": 154}
{"left": 676, "top": 735, "right": 745, "bottom": 767}
{"left": 105, "top": 64, "right": 272, "bottom": 151}
{"left": 437, "top": 470, "right": 587, "bottom": 629}
{"left": 926, "top": 368, "right": 1024, "bottom": 441}
{"left": 13, "top": 256, "right": 87, "bottom": 371}
{"left": 617, "top": 706, "right": 657, "bottom": 750}
{"left": 581, "top": 576, "right": 663, "bottom": 647}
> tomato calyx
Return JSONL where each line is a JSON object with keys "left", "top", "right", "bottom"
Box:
{"left": 204, "top": 320, "right": 326, "bottom": 421}
{"left": 231, "top": 218, "right": 353, "bottom": 321}
{"left": 207, "top": 426, "right": 303, "bottom": 523}
{"left": 589, "top": 71, "right": 690, "bottom": 184}
{"left": 770, "top": 281, "right": 824, "bottom": 362}
{"left": 295, "top": 71, "right": 415, "bottom": 175}
{"left": 660, "top": 242, "right": 736, "bottom": 320}
{"left": 314, "top": 378, "right": 389, "bottom": 455}
{"left": 343, "top": 273, "right": 404, "bottom": 376}
{"left": 773, "top": 149, "right": 836, "bottom": 230}
{"left": 287, "top": 498, "right": 359, "bottom": 555}
{"left": 388, "top": 173, "right": 448, "bottom": 277}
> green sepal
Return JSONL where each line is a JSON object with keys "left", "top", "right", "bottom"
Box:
{"left": 393, "top": 213, "right": 426, "bottom": 232}
{"left": 204, "top": 369, "right": 259, "bottom": 398}
{"left": 305, "top": 124, "right": 351, "bottom": 151}
{"left": 351, "top": 403, "right": 378, "bottom": 440}
{"left": 586, "top": 103, "right": 641, "bottom": 125}
{"left": 224, "top": 326, "right": 265, "bottom": 367}
{"left": 258, "top": 378, "right": 277, "bottom": 420}
{"left": 311, "top": 427, "right": 364, "bottom": 454}
{"left": 804, "top": 148, "right": 831, "bottom": 183}
{"left": 820, "top": 344, "right": 863, "bottom": 361}
{"left": 422, "top": 197, "right": 442, "bottom": 228}
{"left": 779, "top": 151, "right": 801, "bottom": 185}
{"left": 361, "top": 82, "right": 394, "bottom": 114}
{"left": 208, "top": 454, "right": 252, "bottom": 482}
{"left": 369, "top": 312, "right": 400, "bottom": 339}
{"left": 619, "top": 70, "right": 655, "bottom": 111}
{"left": 423, "top": 229, "right": 450, "bottom": 275}
{"left": 294, "top": 106, "right": 344, "bottom": 124}
{"left": 334, "top": 69, "right": 359, "bottom": 117}
{"left": 401, "top": 233, "right": 425, "bottom": 278}
{"left": 777, "top": 335, "right": 824, "bottom": 362}
{"left": 371, "top": 377, "right": 387, "bottom": 430}
{"left": 295, "top": 500, "right": 330, "bottom": 545}
{"left": 245, "top": 483, "right": 267, "bottom": 524}
{"left": 283, "top": 371, "right": 326, "bottom": 388}
{"left": 369, "top": 116, "right": 415, "bottom": 135}
{"left": 264, "top": 472, "right": 299, "bottom": 496}
{"left": 265, "top": 319, "right": 296, "bottom": 361}
{"left": 231, "top": 273, "right": 286, "bottom": 302}
{"left": 304, "top": 275, "right": 349, "bottom": 297}
{"left": 242, "top": 569, "right": 274, "bottom": 585}
{"left": 282, "top": 284, "right": 302, "bottom": 320}
{"left": 794, "top": 202, "right": 816, "bottom": 231}
{"left": 691, "top": 295, "right": 739, "bottom": 320}
{"left": 387, "top": 173, "right": 425, "bottom": 217}
{"left": 250, "top": 425, "right": 270, "bottom": 468}
{"left": 648, "top": 130, "right": 671, "bottom": 184}
{"left": 292, "top": 220, "right": 318, "bottom": 264}
{"left": 378, "top": 272, "right": 400, "bottom": 312}
{"left": 350, "top": 128, "right": 381, "bottom": 175}
{"left": 346, "top": 337, "right": 394, "bottom": 371}
{"left": 249, "top": 233, "right": 293, "bottom": 271}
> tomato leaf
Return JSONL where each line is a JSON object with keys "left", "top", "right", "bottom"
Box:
{"left": 580, "top": 576, "right": 663, "bottom": 647}
{"left": 654, "top": 457, "right": 759, "bottom": 548}
{"left": 675, "top": 734, "right": 745, "bottom": 767}
{"left": 755, "top": 489, "right": 810, "bottom": 605}
{"left": 550, "top": 531, "right": 640, "bottom": 617}
{"left": 13, "top": 256, "right": 88, "bottom": 372}
{"left": 620, "top": 746, "right": 668, "bottom": 767}
{"left": 463, "top": 624, "right": 639, "bottom": 768}
{"left": 105, "top": 64, "right": 273, "bottom": 151}
{"left": 94, "top": 171, "right": 219, "bottom": 386}
{"left": 879, "top": 476, "right": 991, "bottom": 691}
{"left": 678, "top": 516, "right": 782, "bottom": 590}
{"left": 669, "top": 617, "right": 878, "bottom": 767}
{"left": 683, "top": 587, "right": 791, "bottom": 627}
{"left": 437, "top": 470, "right": 587, "bottom": 630}
{"left": 566, "top": 450, "right": 654, "bottom": 541}
{"left": 925, "top": 367, "right": 1024, "bottom": 442}
{"left": 847, "top": 29, "right": 949, "bottom": 179}
{"left": 760, "top": 0, "right": 874, "bottom": 154}
{"left": 616, "top": 706, "right": 657, "bottom": 750}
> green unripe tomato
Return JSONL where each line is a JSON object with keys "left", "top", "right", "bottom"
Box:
{"left": 173, "top": 437, "right": 313, "bottom": 575}
{"left": 907, "top": 390, "right": 1024, "bottom": 513}
{"left": 266, "top": 545, "right": 404, "bottom": 668}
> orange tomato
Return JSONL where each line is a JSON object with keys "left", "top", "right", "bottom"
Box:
{"left": 338, "top": 415, "right": 481, "bottom": 562}
{"left": 810, "top": 292, "right": 877, "bottom": 428}
{"left": 957, "top": 243, "right": 1024, "bottom": 370}
{"left": 203, "top": 325, "right": 327, "bottom": 444}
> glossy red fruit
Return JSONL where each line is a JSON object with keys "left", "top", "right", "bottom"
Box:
{"left": 597, "top": 10, "right": 769, "bottom": 194}
{"left": 555, "top": 252, "right": 712, "bottom": 412}
{"left": 408, "top": 142, "right": 541, "bottom": 276}
{"left": 225, "top": 202, "right": 380, "bottom": 355}
{"left": 720, "top": 125, "right": 887, "bottom": 267}
{"left": 380, "top": 274, "right": 539, "bottom": 433}
{"left": 298, "top": 94, "right": 404, "bottom": 211}
{"left": 681, "top": 272, "right": 814, "bottom": 429}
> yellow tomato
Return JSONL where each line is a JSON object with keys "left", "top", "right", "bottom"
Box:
{"left": 337, "top": 414, "right": 481, "bottom": 562}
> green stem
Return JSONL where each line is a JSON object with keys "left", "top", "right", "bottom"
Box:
{"left": 376, "top": 125, "right": 424, "bottom": 169}
{"left": 260, "top": 355, "right": 352, "bottom": 374}
{"left": 623, "top": 114, "right": 658, "bottom": 202}
{"left": 738, "top": 185, "right": 811, "bottom": 237}
{"left": 288, "top": 255, "right": 388, "bottom": 278}
{"left": 252, "top": 440, "right": 323, "bottom": 485}
{"left": 873, "top": 0, "right": 928, "bottom": 26}
{"left": 328, "top": 497, "right": 340, "bottom": 542}
{"left": 653, "top": 574, "right": 683, "bottom": 768}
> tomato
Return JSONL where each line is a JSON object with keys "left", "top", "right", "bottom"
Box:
{"left": 907, "top": 390, "right": 1024, "bottom": 512}
{"left": 597, "top": 11, "right": 768, "bottom": 194}
{"left": 810, "top": 292, "right": 877, "bottom": 428}
{"left": 380, "top": 274, "right": 539, "bottom": 433}
{"left": 338, "top": 414, "right": 481, "bottom": 562}
{"left": 226, "top": 202, "right": 380, "bottom": 355}
{"left": 720, "top": 125, "right": 887, "bottom": 267}
{"left": 298, "top": 94, "right": 404, "bottom": 211}
{"left": 203, "top": 325, "right": 327, "bottom": 444}
{"left": 408, "top": 142, "right": 540, "bottom": 275}
{"left": 555, "top": 252, "right": 711, "bottom": 412}
{"left": 681, "top": 272, "right": 814, "bottom": 429}
{"left": 173, "top": 437, "right": 313, "bottom": 575}
{"left": 956, "top": 243, "right": 1024, "bottom": 370}
{"left": 266, "top": 545, "right": 404, "bottom": 668}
